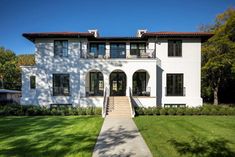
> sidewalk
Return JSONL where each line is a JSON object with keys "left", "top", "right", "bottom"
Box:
{"left": 92, "top": 117, "right": 152, "bottom": 157}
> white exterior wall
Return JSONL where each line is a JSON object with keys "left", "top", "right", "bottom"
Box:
{"left": 21, "top": 37, "right": 203, "bottom": 108}
{"left": 155, "top": 38, "right": 202, "bottom": 107}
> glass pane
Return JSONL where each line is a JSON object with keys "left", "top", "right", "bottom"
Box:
{"left": 139, "top": 44, "right": 146, "bottom": 49}
{"left": 131, "top": 44, "right": 137, "bottom": 49}
{"left": 30, "top": 76, "right": 36, "bottom": 89}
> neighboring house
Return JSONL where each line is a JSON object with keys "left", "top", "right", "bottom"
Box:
{"left": 0, "top": 89, "right": 21, "bottom": 104}
{"left": 20, "top": 30, "right": 213, "bottom": 108}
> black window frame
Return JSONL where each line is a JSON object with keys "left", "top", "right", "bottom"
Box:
{"left": 168, "top": 40, "right": 182, "bottom": 57}
{"left": 110, "top": 43, "right": 126, "bottom": 58}
{"left": 54, "top": 40, "right": 68, "bottom": 57}
{"left": 53, "top": 74, "right": 70, "bottom": 96}
{"left": 166, "top": 73, "right": 184, "bottom": 96}
{"left": 89, "top": 72, "right": 104, "bottom": 96}
{"left": 30, "top": 76, "right": 36, "bottom": 89}
{"left": 130, "top": 43, "right": 146, "bottom": 56}
{"left": 89, "top": 43, "right": 106, "bottom": 58}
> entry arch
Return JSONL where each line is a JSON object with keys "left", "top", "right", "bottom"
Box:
{"left": 109, "top": 69, "right": 127, "bottom": 96}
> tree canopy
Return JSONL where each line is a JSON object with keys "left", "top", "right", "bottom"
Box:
{"left": 0, "top": 47, "right": 35, "bottom": 90}
{"left": 201, "top": 7, "right": 235, "bottom": 105}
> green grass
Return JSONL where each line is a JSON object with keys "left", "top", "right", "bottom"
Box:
{"left": 0, "top": 116, "right": 103, "bottom": 157}
{"left": 134, "top": 116, "right": 235, "bottom": 157}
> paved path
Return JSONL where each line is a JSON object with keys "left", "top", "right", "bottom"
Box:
{"left": 92, "top": 117, "right": 153, "bottom": 157}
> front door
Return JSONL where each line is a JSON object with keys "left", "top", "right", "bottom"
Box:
{"left": 110, "top": 72, "right": 126, "bottom": 96}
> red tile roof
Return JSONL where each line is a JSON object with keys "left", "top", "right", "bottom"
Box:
{"left": 142, "top": 32, "right": 214, "bottom": 42}
{"left": 23, "top": 32, "right": 94, "bottom": 42}
{"left": 142, "top": 31, "right": 214, "bottom": 37}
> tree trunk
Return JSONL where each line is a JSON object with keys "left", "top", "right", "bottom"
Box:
{"left": 213, "top": 86, "right": 219, "bottom": 105}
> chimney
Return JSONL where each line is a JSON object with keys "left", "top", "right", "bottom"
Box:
{"left": 137, "top": 29, "right": 147, "bottom": 37}
{"left": 88, "top": 29, "right": 99, "bottom": 37}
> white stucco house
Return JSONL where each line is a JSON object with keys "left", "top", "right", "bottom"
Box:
{"left": 20, "top": 29, "right": 213, "bottom": 109}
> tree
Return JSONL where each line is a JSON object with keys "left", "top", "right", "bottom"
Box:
{"left": 17, "top": 54, "right": 35, "bottom": 66}
{"left": 0, "top": 47, "right": 35, "bottom": 90}
{"left": 201, "top": 8, "right": 235, "bottom": 105}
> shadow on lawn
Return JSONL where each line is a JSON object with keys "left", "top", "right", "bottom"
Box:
{"left": 168, "top": 136, "right": 235, "bottom": 157}
{"left": 0, "top": 116, "right": 99, "bottom": 157}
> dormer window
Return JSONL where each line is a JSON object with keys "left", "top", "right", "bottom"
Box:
{"left": 54, "top": 40, "right": 68, "bottom": 57}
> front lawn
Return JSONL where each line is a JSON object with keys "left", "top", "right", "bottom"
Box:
{"left": 0, "top": 116, "right": 103, "bottom": 157}
{"left": 134, "top": 116, "right": 235, "bottom": 157}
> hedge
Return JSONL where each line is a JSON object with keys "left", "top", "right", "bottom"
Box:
{"left": 135, "top": 105, "right": 235, "bottom": 116}
{"left": 0, "top": 104, "right": 102, "bottom": 116}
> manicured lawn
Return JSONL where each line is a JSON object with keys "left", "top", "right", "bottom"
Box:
{"left": 134, "top": 116, "right": 235, "bottom": 157}
{"left": 0, "top": 116, "right": 103, "bottom": 157}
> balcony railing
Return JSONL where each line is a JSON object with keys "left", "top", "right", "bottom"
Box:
{"left": 80, "top": 49, "right": 156, "bottom": 59}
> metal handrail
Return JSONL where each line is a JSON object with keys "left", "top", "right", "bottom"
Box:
{"left": 129, "top": 87, "right": 135, "bottom": 118}
{"left": 80, "top": 49, "right": 156, "bottom": 59}
{"left": 102, "top": 86, "right": 109, "bottom": 118}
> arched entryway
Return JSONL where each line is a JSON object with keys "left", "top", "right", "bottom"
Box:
{"left": 132, "top": 70, "right": 150, "bottom": 96}
{"left": 110, "top": 70, "right": 127, "bottom": 96}
{"left": 85, "top": 70, "right": 104, "bottom": 96}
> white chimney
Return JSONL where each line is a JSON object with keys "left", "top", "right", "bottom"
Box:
{"left": 137, "top": 29, "right": 147, "bottom": 37}
{"left": 88, "top": 29, "right": 99, "bottom": 37}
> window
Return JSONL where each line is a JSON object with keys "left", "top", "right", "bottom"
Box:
{"left": 168, "top": 40, "right": 182, "bottom": 56}
{"left": 110, "top": 43, "right": 126, "bottom": 58}
{"left": 89, "top": 72, "right": 104, "bottom": 96}
{"left": 89, "top": 43, "right": 105, "bottom": 58}
{"left": 133, "top": 72, "right": 147, "bottom": 96}
{"left": 53, "top": 74, "right": 70, "bottom": 96}
{"left": 30, "top": 76, "right": 36, "bottom": 89}
{"left": 166, "top": 74, "right": 184, "bottom": 96}
{"left": 164, "top": 104, "right": 186, "bottom": 108}
{"left": 54, "top": 40, "right": 68, "bottom": 57}
{"left": 130, "top": 43, "right": 146, "bottom": 56}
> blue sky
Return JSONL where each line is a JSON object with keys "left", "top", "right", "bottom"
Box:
{"left": 0, "top": 0, "right": 234, "bottom": 54}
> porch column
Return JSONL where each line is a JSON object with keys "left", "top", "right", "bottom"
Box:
{"left": 103, "top": 71, "right": 110, "bottom": 94}
{"left": 126, "top": 73, "right": 132, "bottom": 96}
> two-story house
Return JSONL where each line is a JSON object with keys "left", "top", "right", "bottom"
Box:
{"left": 20, "top": 30, "right": 213, "bottom": 115}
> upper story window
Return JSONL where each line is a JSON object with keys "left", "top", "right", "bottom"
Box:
{"left": 110, "top": 43, "right": 126, "bottom": 58}
{"left": 168, "top": 40, "right": 182, "bottom": 57}
{"left": 54, "top": 40, "right": 68, "bottom": 57}
{"left": 30, "top": 76, "right": 36, "bottom": 89}
{"left": 89, "top": 43, "right": 105, "bottom": 58}
{"left": 166, "top": 74, "right": 184, "bottom": 96}
{"left": 130, "top": 43, "right": 146, "bottom": 57}
{"left": 53, "top": 74, "right": 70, "bottom": 96}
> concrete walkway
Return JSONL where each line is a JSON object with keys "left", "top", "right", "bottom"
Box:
{"left": 92, "top": 117, "right": 153, "bottom": 157}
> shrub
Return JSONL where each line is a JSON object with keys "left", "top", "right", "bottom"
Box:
{"left": 51, "top": 108, "right": 58, "bottom": 115}
{"left": 160, "top": 108, "right": 167, "bottom": 115}
{"left": 201, "top": 107, "right": 211, "bottom": 115}
{"left": 152, "top": 107, "right": 160, "bottom": 115}
{"left": 144, "top": 107, "right": 153, "bottom": 115}
{"left": 176, "top": 108, "right": 185, "bottom": 115}
{"left": 168, "top": 108, "right": 176, "bottom": 115}
{"left": 135, "top": 107, "right": 144, "bottom": 115}
{"left": 95, "top": 107, "right": 102, "bottom": 115}
{"left": 210, "top": 108, "right": 218, "bottom": 115}
{"left": 185, "top": 108, "right": 193, "bottom": 115}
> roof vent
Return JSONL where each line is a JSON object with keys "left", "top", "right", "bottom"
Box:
{"left": 88, "top": 29, "right": 99, "bottom": 37}
{"left": 137, "top": 29, "right": 147, "bottom": 37}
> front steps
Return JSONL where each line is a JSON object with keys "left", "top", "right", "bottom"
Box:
{"left": 106, "top": 96, "right": 131, "bottom": 117}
